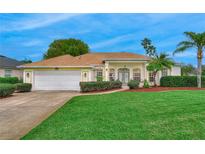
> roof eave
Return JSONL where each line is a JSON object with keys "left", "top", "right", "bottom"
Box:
{"left": 17, "top": 65, "right": 93, "bottom": 69}
{"left": 103, "top": 59, "right": 150, "bottom": 63}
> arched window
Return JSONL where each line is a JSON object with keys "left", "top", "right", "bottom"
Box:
{"left": 109, "top": 69, "right": 115, "bottom": 81}
{"left": 162, "top": 68, "right": 168, "bottom": 77}
{"left": 133, "top": 68, "right": 141, "bottom": 82}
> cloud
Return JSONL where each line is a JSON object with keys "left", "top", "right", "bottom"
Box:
{"left": 170, "top": 50, "right": 196, "bottom": 58}
{"left": 174, "top": 52, "right": 196, "bottom": 58}
{"left": 28, "top": 53, "right": 42, "bottom": 58}
{"left": 90, "top": 33, "right": 136, "bottom": 49}
{"left": 0, "top": 14, "right": 80, "bottom": 32}
{"left": 67, "top": 29, "right": 91, "bottom": 35}
{"left": 145, "top": 14, "right": 176, "bottom": 23}
{"left": 21, "top": 40, "right": 43, "bottom": 47}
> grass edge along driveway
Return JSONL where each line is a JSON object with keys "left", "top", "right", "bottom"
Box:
{"left": 22, "top": 90, "right": 205, "bottom": 140}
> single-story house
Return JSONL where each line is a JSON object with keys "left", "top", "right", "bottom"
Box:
{"left": 19, "top": 52, "right": 181, "bottom": 91}
{"left": 0, "top": 55, "right": 23, "bottom": 78}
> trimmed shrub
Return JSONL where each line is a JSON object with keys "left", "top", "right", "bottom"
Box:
{"left": 18, "top": 79, "right": 23, "bottom": 83}
{"left": 96, "top": 76, "right": 103, "bottom": 82}
{"left": 110, "top": 80, "right": 122, "bottom": 89}
{"left": 128, "top": 80, "right": 139, "bottom": 89}
{"left": 143, "top": 79, "right": 150, "bottom": 88}
{"left": 0, "top": 84, "right": 16, "bottom": 97}
{"left": 0, "top": 77, "right": 20, "bottom": 84}
{"left": 160, "top": 76, "right": 205, "bottom": 87}
{"left": 80, "top": 80, "right": 122, "bottom": 92}
{"left": 15, "top": 83, "right": 32, "bottom": 92}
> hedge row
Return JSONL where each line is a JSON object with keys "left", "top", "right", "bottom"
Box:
{"left": 80, "top": 81, "right": 122, "bottom": 92}
{"left": 0, "top": 84, "right": 16, "bottom": 97}
{"left": 15, "top": 83, "right": 32, "bottom": 92}
{"left": 0, "top": 77, "right": 22, "bottom": 84}
{"left": 160, "top": 76, "right": 205, "bottom": 87}
{"left": 0, "top": 83, "right": 32, "bottom": 97}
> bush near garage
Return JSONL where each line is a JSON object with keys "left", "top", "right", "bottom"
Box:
{"left": 0, "top": 77, "right": 21, "bottom": 84}
{"left": 160, "top": 76, "right": 205, "bottom": 87}
{"left": 80, "top": 80, "right": 122, "bottom": 92}
{"left": 128, "top": 80, "right": 139, "bottom": 89}
{"left": 15, "top": 83, "right": 32, "bottom": 92}
{"left": 0, "top": 84, "right": 16, "bottom": 97}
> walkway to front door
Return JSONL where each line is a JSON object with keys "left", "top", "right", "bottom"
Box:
{"left": 118, "top": 68, "right": 129, "bottom": 84}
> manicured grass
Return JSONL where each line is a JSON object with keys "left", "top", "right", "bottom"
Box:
{"left": 22, "top": 91, "right": 205, "bottom": 140}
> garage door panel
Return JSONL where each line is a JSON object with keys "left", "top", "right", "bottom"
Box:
{"left": 34, "top": 70, "right": 81, "bottom": 90}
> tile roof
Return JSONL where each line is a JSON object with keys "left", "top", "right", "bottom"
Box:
{"left": 20, "top": 52, "right": 150, "bottom": 68}
{"left": 0, "top": 55, "right": 24, "bottom": 69}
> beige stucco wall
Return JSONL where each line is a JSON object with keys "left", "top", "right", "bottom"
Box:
{"left": 23, "top": 68, "right": 93, "bottom": 84}
{"left": 0, "top": 68, "right": 23, "bottom": 79}
{"left": 22, "top": 64, "right": 181, "bottom": 88}
{"left": 0, "top": 69, "right": 4, "bottom": 77}
{"left": 171, "top": 66, "right": 181, "bottom": 76}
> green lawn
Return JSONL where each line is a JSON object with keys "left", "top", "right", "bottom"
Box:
{"left": 22, "top": 90, "right": 205, "bottom": 140}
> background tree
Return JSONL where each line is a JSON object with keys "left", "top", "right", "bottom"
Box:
{"left": 181, "top": 64, "right": 196, "bottom": 76}
{"left": 146, "top": 53, "right": 174, "bottom": 86}
{"left": 173, "top": 32, "right": 205, "bottom": 88}
{"left": 141, "top": 38, "right": 157, "bottom": 57}
{"left": 21, "top": 58, "right": 32, "bottom": 64}
{"left": 43, "top": 38, "right": 89, "bottom": 59}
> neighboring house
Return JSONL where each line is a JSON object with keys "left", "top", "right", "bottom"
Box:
{"left": 0, "top": 55, "right": 23, "bottom": 79}
{"left": 19, "top": 52, "right": 181, "bottom": 91}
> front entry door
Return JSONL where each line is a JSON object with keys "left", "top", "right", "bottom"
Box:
{"left": 118, "top": 68, "right": 129, "bottom": 84}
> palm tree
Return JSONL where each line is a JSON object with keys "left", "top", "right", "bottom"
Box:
{"left": 147, "top": 53, "right": 174, "bottom": 86}
{"left": 173, "top": 32, "right": 205, "bottom": 88}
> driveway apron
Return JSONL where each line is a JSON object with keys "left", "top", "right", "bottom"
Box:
{"left": 0, "top": 91, "right": 78, "bottom": 140}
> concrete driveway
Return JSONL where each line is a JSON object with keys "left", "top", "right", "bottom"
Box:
{"left": 0, "top": 91, "right": 79, "bottom": 140}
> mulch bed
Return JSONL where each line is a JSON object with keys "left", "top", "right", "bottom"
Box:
{"left": 125, "top": 87, "right": 205, "bottom": 92}
{"left": 80, "top": 88, "right": 122, "bottom": 94}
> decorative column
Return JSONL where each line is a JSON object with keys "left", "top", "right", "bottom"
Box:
{"left": 144, "top": 63, "right": 148, "bottom": 81}
{"left": 105, "top": 61, "right": 109, "bottom": 81}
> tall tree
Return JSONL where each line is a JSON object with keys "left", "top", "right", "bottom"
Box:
{"left": 43, "top": 38, "right": 89, "bottom": 59}
{"left": 173, "top": 32, "right": 205, "bottom": 88}
{"left": 141, "top": 38, "right": 174, "bottom": 86}
{"left": 146, "top": 53, "right": 174, "bottom": 86}
{"left": 141, "top": 38, "right": 156, "bottom": 57}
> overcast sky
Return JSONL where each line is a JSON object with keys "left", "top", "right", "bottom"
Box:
{"left": 0, "top": 13, "right": 205, "bottom": 65}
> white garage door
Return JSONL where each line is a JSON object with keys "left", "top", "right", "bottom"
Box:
{"left": 34, "top": 70, "right": 81, "bottom": 90}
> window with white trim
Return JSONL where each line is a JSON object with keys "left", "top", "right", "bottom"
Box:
{"left": 149, "top": 72, "right": 154, "bottom": 82}
{"left": 96, "top": 69, "right": 103, "bottom": 81}
{"left": 162, "top": 68, "right": 168, "bottom": 77}
{"left": 133, "top": 68, "right": 141, "bottom": 82}
{"left": 4, "top": 69, "right": 12, "bottom": 77}
{"left": 109, "top": 69, "right": 115, "bottom": 81}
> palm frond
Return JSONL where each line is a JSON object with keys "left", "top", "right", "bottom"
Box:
{"left": 184, "top": 32, "right": 197, "bottom": 41}
{"left": 173, "top": 45, "right": 193, "bottom": 55}
{"left": 177, "top": 41, "right": 195, "bottom": 47}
